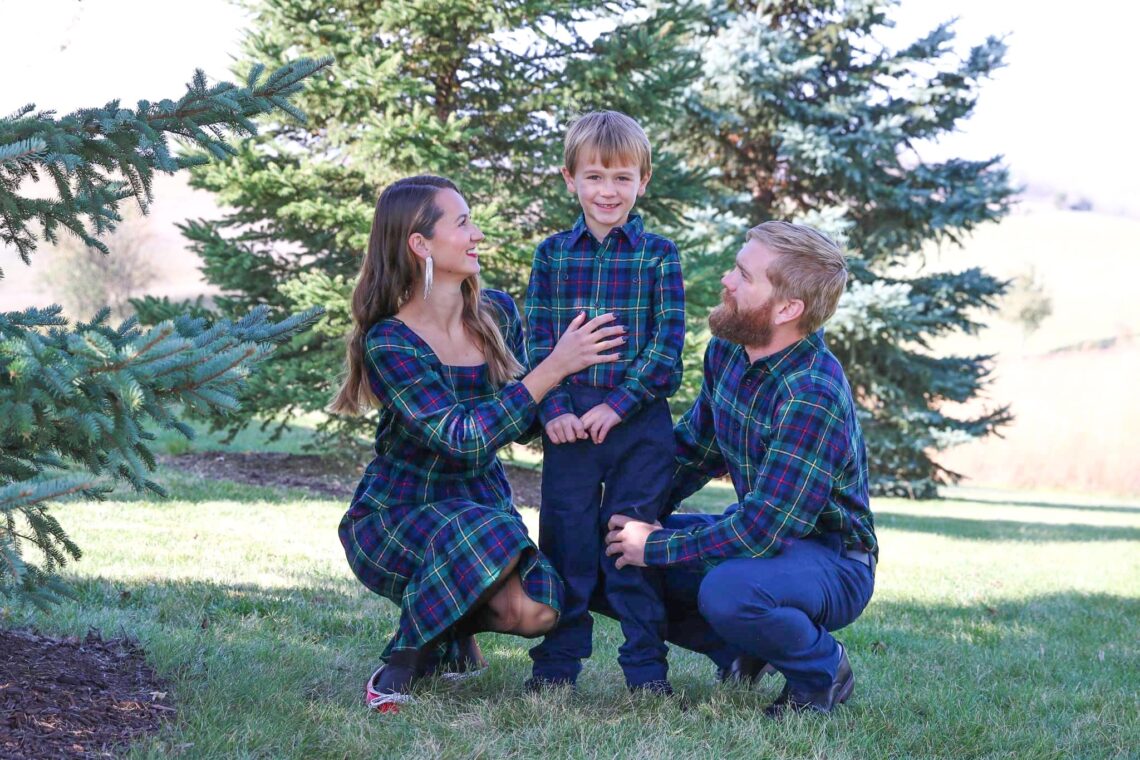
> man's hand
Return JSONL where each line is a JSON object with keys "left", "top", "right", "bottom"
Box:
{"left": 580, "top": 403, "right": 622, "bottom": 444}
{"left": 544, "top": 413, "right": 587, "bottom": 445}
{"left": 604, "top": 514, "right": 659, "bottom": 569}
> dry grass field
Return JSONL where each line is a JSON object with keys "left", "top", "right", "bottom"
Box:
{"left": 921, "top": 203, "right": 1140, "bottom": 496}
{"left": 938, "top": 343, "right": 1140, "bottom": 495}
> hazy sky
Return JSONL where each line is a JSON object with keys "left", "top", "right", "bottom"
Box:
{"left": 2, "top": 0, "right": 1135, "bottom": 213}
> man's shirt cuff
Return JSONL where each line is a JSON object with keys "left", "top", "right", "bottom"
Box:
{"left": 644, "top": 527, "right": 699, "bottom": 568}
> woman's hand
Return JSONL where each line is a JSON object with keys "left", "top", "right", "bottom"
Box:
{"left": 521, "top": 312, "right": 624, "bottom": 404}
{"left": 546, "top": 311, "right": 625, "bottom": 377}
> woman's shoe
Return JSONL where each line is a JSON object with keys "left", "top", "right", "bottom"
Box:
{"left": 438, "top": 635, "right": 488, "bottom": 682}
{"left": 364, "top": 664, "right": 415, "bottom": 713}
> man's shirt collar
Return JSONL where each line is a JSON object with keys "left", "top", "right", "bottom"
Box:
{"left": 730, "top": 329, "right": 826, "bottom": 377}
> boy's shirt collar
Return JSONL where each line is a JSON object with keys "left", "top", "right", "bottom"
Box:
{"left": 569, "top": 213, "right": 645, "bottom": 248}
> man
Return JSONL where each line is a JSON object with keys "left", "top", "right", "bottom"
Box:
{"left": 604, "top": 221, "right": 877, "bottom": 715}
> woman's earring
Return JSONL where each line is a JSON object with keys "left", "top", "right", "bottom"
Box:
{"left": 423, "top": 255, "right": 434, "bottom": 300}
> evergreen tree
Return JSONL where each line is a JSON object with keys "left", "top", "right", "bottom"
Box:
{"left": 134, "top": 0, "right": 708, "bottom": 447}
{"left": 1, "top": 59, "right": 330, "bottom": 607}
{"left": 674, "top": 0, "right": 1015, "bottom": 496}
{"left": 160, "top": 0, "right": 1016, "bottom": 496}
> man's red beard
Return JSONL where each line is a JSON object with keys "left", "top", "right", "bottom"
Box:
{"left": 708, "top": 291, "right": 775, "bottom": 346}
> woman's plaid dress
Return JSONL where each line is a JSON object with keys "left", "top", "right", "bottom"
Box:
{"left": 339, "top": 290, "right": 562, "bottom": 654}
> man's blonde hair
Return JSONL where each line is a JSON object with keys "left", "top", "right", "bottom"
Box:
{"left": 747, "top": 221, "right": 848, "bottom": 334}
{"left": 563, "top": 111, "right": 652, "bottom": 177}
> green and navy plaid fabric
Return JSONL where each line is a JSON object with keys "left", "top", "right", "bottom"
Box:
{"left": 339, "top": 289, "right": 561, "bottom": 652}
{"left": 524, "top": 213, "right": 685, "bottom": 422}
{"left": 644, "top": 330, "right": 877, "bottom": 568}
{"left": 340, "top": 499, "right": 560, "bottom": 652}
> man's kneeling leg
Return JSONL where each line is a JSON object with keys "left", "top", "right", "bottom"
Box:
{"left": 695, "top": 535, "right": 873, "bottom": 711}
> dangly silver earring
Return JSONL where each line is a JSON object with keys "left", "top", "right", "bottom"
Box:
{"left": 423, "top": 255, "right": 434, "bottom": 300}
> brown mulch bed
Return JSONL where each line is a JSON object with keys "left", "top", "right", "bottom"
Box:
{"left": 0, "top": 629, "right": 173, "bottom": 760}
{"left": 159, "top": 451, "right": 544, "bottom": 508}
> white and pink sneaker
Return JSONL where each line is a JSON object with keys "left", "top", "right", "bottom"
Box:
{"left": 365, "top": 665, "right": 414, "bottom": 714}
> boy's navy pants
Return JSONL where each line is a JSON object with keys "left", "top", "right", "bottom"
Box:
{"left": 529, "top": 386, "right": 673, "bottom": 688}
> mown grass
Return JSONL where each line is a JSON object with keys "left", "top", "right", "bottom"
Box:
{"left": 149, "top": 413, "right": 325, "bottom": 457}
{"left": 6, "top": 472, "right": 1139, "bottom": 759}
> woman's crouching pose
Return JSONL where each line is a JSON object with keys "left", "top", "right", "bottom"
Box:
{"left": 330, "top": 175, "right": 624, "bottom": 712}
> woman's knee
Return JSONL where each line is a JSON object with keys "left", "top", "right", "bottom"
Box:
{"left": 472, "top": 565, "right": 558, "bottom": 637}
{"left": 514, "top": 602, "right": 557, "bottom": 638}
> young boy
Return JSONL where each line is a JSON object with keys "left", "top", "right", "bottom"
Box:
{"left": 524, "top": 111, "right": 685, "bottom": 694}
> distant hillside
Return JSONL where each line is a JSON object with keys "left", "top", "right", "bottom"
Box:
{"left": 920, "top": 202, "right": 1140, "bottom": 359}
{"left": 922, "top": 203, "right": 1140, "bottom": 496}
{"left": 2, "top": 174, "right": 221, "bottom": 315}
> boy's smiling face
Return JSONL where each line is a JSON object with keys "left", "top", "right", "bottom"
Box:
{"left": 562, "top": 151, "right": 650, "bottom": 242}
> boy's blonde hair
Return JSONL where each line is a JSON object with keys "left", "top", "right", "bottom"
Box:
{"left": 563, "top": 111, "right": 652, "bottom": 177}
{"left": 746, "top": 221, "right": 848, "bottom": 334}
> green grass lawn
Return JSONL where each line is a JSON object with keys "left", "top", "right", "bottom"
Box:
{"left": 7, "top": 472, "right": 1139, "bottom": 759}
{"left": 149, "top": 412, "right": 328, "bottom": 457}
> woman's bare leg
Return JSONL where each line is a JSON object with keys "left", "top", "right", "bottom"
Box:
{"left": 452, "top": 553, "right": 557, "bottom": 638}
{"left": 473, "top": 570, "right": 558, "bottom": 637}
{"left": 454, "top": 552, "right": 520, "bottom": 632}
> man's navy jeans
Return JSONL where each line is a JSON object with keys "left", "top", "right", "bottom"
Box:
{"left": 530, "top": 387, "right": 674, "bottom": 687}
{"left": 598, "top": 512, "right": 875, "bottom": 692}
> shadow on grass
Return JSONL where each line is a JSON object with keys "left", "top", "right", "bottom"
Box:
{"left": 30, "top": 575, "right": 1139, "bottom": 703}
{"left": 941, "top": 496, "right": 1140, "bottom": 517}
{"left": 13, "top": 573, "right": 1137, "bottom": 760}
{"left": 102, "top": 469, "right": 346, "bottom": 506}
{"left": 44, "top": 574, "right": 383, "bottom": 647}
{"left": 874, "top": 512, "right": 1140, "bottom": 542}
{"left": 848, "top": 592, "right": 1140, "bottom": 665}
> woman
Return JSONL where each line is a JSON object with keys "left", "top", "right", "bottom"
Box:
{"left": 330, "top": 176, "right": 624, "bottom": 711}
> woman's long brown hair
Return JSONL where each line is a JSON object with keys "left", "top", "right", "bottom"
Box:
{"left": 328, "top": 176, "right": 523, "bottom": 415}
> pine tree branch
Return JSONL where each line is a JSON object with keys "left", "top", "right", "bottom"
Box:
{"left": 1, "top": 57, "right": 329, "bottom": 604}
{"left": 0, "top": 57, "right": 333, "bottom": 275}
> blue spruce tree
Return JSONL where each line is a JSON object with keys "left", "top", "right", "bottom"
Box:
{"left": 1, "top": 58, "right": 331, "bottom": 606}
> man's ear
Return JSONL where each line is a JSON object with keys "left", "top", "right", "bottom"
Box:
{"left": 561, "top": 166, "right": 577, "bottom": 194}
{"left": 774, "top": 298, "right": 804, "bottom": 327}
{"left": 408, "top": 232, "right": 430, "bottom": 260}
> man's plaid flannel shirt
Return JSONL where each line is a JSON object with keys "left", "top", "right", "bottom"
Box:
{"left": 644, "top": 330, "right": 877, "bottom": 568}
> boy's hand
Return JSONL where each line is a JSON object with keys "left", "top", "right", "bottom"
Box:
{"left": 545, "top": 413, "right": 587, "bottom": 445}
{"left": 580, "top": 403, "right": 622, "bottom": 445}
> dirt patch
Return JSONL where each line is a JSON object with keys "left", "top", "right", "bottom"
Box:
{"left": 501, "top": 463, "right": 542, "bottom": 509}
{"left": 159, "top": 451, "right": 360, "bottom": 499}
{"left": 0, "top": 628, "right": 173, "bottom": 759}
{"left": 160, "top": 451, "right": 545, "bottom": 508}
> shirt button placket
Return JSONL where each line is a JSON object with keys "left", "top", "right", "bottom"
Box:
{"left": 592, "top": 240, "right": 607, "bottom": 318}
